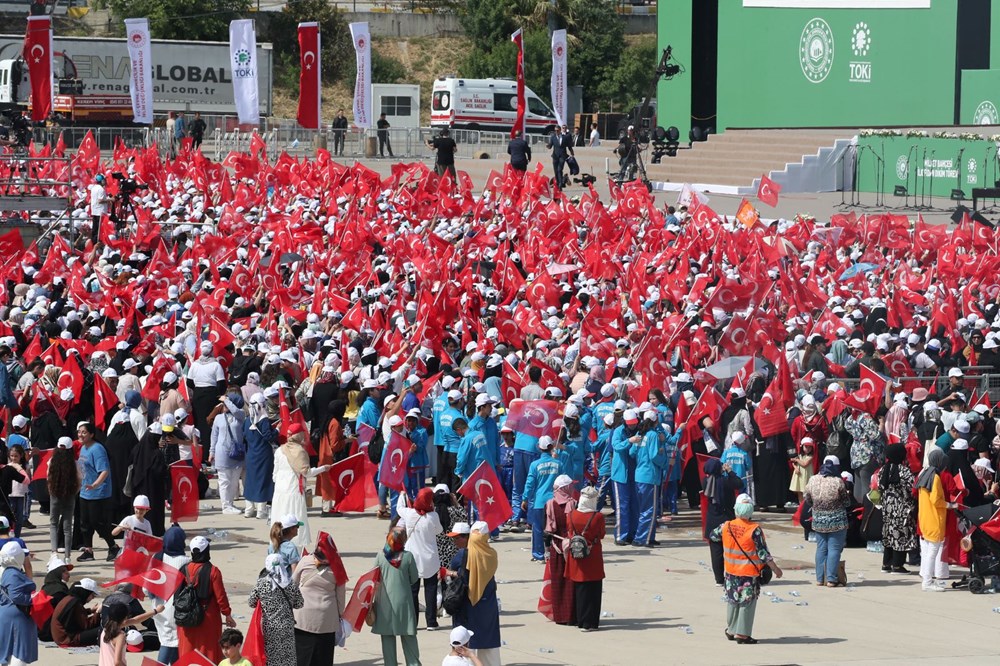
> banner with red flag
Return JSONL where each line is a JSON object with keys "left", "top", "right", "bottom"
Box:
{"left": 457, "top": 461, "right": 512, "bottom": 530}
{"left": 504, "top": 399, "right": 562, "bottom": 438}
{"left": 297, "top": 22, "right": 321, "bottom": 129}
{"left": 510, "top": 29, "right": 526, "bottom": 138}
{"left": 23, "top": 16, "right": 53, "bottom": 121}
{"left": 336, "top": 455, "right": 379, "bottom": 513}
{"left": 756, "top": 173, "right": 781, "bottom": 207}
{"left": 31, "top": 449, "right": 52, "bottom": 482}
{"left": 111, "top": 547, "right": 151, "bottom": 584}
{"left": 329, "top": 451, "right": 366, "bottom": 502}
{"left": 170, "top": 463, "right": 199, "bottom": 522}
{"left": 124, "top": 529, "right": 163, "bottom": 557}
{"left": 377, "top": 431, "right": 411, "bottom": 491}
{"left": 342, "top": 566, "right": 381, "bottom": 632}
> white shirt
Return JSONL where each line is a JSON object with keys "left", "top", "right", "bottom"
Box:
{"left": 89, "top": 184, "right": 108, "bottom": 216}
{"left": 396, "top": 494, "right": 443, "bottom": 578}
{"left": 119, "top": 514, "right": 152, "bottom": 535}
{"left": 589, "top": 129, "right": 600, "bottom": 147}
{"left": 442, "top": 657, "right": 474, "bottom": 666}
{"left": 186, "top": 357, "right": 225, "bottom": 387}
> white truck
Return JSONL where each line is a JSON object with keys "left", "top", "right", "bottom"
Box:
{"left": 430, "top": 76, "right": 557, "bottom": 134}
{"left": 0, "top": 35, "right": 273, "bottom": 123}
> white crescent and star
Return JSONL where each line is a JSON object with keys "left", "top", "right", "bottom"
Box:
{"left": 475, "top": 478, "right": 495, "bottom": 505}
{"left": 389, "top": 447, "right": 404, "bottom": 473}
{"left": 141, "top": 569, "right": 168, "bottom": 586}
{"left": 30, "top": 44, "right": 44, "bottom": 63}
{"left": 356, "top": 580, "right": 376, "bottom": 608}
{"left": 303, "top": 51, "right": 316, "bottom": 70}
{"left": 523, "top": 406, "right": 550, "bottom": 431}
{"left": 338, "top": 469, "right": 355, "bottom": 490}
{"left": 176, "top": 475, "right": 193, "bottom": 503}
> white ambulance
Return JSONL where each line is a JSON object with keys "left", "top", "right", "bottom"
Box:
{"left": 430, "top": 77, "right": 558, "bottom": 134}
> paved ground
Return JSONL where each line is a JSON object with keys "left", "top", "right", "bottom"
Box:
{"left": 36, "top": 483, "right": 1000, "bottom": 666}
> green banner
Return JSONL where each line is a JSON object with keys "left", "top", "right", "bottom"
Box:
{"left": 857, "top": 133, "right": 1000, "bottom": 198}
{"left": 716, "top": 4, "right": 956, "bottom": 129}
{"left": 961, "top": 70, "right": 1000, "bottom": 127}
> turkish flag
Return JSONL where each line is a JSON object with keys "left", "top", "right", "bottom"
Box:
{"left": 0, "top": 229, "right": 25, "bottom": 258}
{"left": 342, "top": 566, "right": 381, "bottom": 632}
{"left": 170, "top": 463, "right": 200, "bottom": 523}
{"left": 504, "top": 399, "right": 563, "bottom": 438}
{"left": 111, "top": 547, "right": 151, "bottom": 584}
{"left": 23, "top": 16, "right": 53, "bottom": 121}
{"left": 141, "top": 658, "right": 166, "bottom": 666}
{"left": 127, "top": 557, "right": 184, "bottom": 600}
{"left": 757, "top": 174, "right": 781, "bottom": 207}
{"left": 142, "top": 355, "right": 174, "bottom": 402}
{"left": 457, "top": 461, "right": 512, "bottom": 530}
{"left": 356, "top": 422, "right": 376, "bottom": 449}
{"left": 856, "top": 365, "right": 889, "bottom": 415}
{"left": 754, "top": 355, "right": 794, "bottom": 437}
{"left": 93, "top": 373, "right": 120, "bottom": 432}
{"left": 328, "top": 451, "right": 365, "bottom": 503}
{"left": 337, "top": 455, "right": 379, "bottom": 513}
{"left": 124, "top": 529, "right": 163, "bottom": 557}
{"left": 377, "top": 431, "right": 411, "bottom": 491}
{"left": 31, "top": 449, "right": 52, "bottom": 482}
{"left": 31, "top": 590, "right": 53, "bottom": 629}
{"left": 297, "top": 22, "right": 321, "bottom": 129}
{"left": 173, "top": 652, "right": 215, "bottom": 666}
{"left": 500, "top": 360, "right": 525, "bottom": 406}
{"left": 208, "top": 316, "right": 236, "bottom": 357}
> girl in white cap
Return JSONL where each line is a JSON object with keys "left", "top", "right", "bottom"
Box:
{"left": 441, "top": 626, "right": 483, "bottom": 666}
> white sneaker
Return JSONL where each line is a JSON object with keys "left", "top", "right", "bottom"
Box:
{"left": 922, "top": 583, "right": 944, "bottom": 592}
{"left": 222, "top": 507, "right": 242, "bottom": 515}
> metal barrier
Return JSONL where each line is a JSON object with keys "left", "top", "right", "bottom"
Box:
{"left": 820, "top": 370, "right": 1000, "bottom": 401}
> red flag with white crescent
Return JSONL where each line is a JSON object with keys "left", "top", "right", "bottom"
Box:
{"left": 170, "top": 462, "right": 200, "bottom": 523}
{"left": 297, "top": 22, "right": 321, "bottom": 129}
{"left": 343, "top": 566, "right": 381, "bottom": 632}
{"left": 124, "top": 557, "right": 184, "bottom": 601}
{"left": 377, "top": 431, "right": 411, "bottom": 492}
{"left": 510, "top": 29, "right": 525, "bottom": 138}
{"left": 757, "top": 173, "right": 781, "bottom": 207}
{"left": 328, "top": 451, "right": 365, "bottom": 503}
{"left": 457, "top": 461, "right": 512, "bottom": 530}
{"left": 504, "top": 399, "right": 562, "bottom": 438}
{"left": 23, "top": 16, "right": 53, "bottom": 121}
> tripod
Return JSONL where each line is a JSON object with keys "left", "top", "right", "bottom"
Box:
{"left": 109, "top": 191, "right": 139, "bottom": 238}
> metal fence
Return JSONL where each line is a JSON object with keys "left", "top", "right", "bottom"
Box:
{"left": 820, "top": 367, "right": 1000, "bottom": 401}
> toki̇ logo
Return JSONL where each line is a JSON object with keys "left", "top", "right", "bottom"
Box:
{"left": 233, "top": 48, "right": 255, "bottom": 78}
{"left": 849, "top": 21, "right": 872, "bottom": 83}
{"left": 799, "top": 18, "right": 834, "bottom": 83}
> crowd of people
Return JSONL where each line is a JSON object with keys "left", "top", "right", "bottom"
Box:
{"left": 0, "top": 129, "right": 997, "bottom": 663}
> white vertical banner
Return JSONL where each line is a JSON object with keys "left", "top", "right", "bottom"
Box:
{"left": 349, "top": 21, "right": 371, "bottom": 129}
{"left": 229, "top": 19, "right": 259, "bottom": 125}
{"left": 550, "top": 29, "right": 567, "bottom": 128}
{"left": 124, "top": 18, "right": 153, "bottom": 124}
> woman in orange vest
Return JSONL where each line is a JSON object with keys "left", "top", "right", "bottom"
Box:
{"left": 710, "top": 493, "right": 783, "bottom": 644}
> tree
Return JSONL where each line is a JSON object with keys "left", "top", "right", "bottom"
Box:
{"left": 101, "top": 0, "right": 251, "bottom": 42}
{"left": 597, "top": 36, "right": 657, "bottom": 111}
{"left": 260, "top": 0, "right": 353, "bottom": 85}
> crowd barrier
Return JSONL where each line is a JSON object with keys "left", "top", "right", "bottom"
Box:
{"left": 821, "top": 367, "right": 1000, "bottom": 401}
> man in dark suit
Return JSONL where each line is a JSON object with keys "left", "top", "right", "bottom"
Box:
{"left": 548, "top": 125, "right": 574, "bottom": 189}
{"left": 507, "top": 130, "right": 531, "bottom": 172}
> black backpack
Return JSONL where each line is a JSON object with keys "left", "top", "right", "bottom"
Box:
{"left": 442, "top": 551, "right": 469, "bottom": 616}
{"left": 367, "top": 428, "right": 386, "bottom": 465}
{"left": 173, "top": 563, "right": 211, "bottom": 627}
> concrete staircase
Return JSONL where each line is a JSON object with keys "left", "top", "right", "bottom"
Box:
{"left": 643, "top": 128, "right": 857, "bottom": 193}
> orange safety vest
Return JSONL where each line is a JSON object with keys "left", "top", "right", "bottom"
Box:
{"left": 721, "top": 519, "right": 764, "bottom": 577}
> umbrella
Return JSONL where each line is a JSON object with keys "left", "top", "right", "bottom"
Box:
{"left": 260, "top": 251, "right": 305, "bottom": 268}
{"left": 703, "top": 356, "right": 767, "bottom": 380}
{"left": 838, "top": 263, "right": 879, "bottom": 281}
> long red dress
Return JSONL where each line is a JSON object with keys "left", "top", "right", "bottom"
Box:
{"left": 540, "top": 497, "right": 576, "bottom": 624}
{"left": 177, "top": 561, "right": 232, "bottom": 664}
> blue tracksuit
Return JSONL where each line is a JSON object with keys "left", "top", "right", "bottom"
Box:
{"left": 511, "top": 429, "right": 541, "bottom": 523}
{"left": 438, "top": 407, "right": 464, "bottom": 454}
{"left": 456, "top": 429, "right": 498, "bottom": 481}
{"left": 611, "top": 424, "right": 640, "bottom": 543}
{"left": 468, "top": 414, "right": 500, "bottom": 452}
{"left": 561, "top": 437, "right": 585, "bottom": 483}
{"left": 523, "top": 454, "right": 563, "bottom": 559}
{"left": 498, "top": 444, "right": 515, "bottom": 502}
{"left": 634, "top": 428, "right": 671, "bottom": 546}
{"left": 661, "top": 427, "right": 683, "bottom": 514}
{"left": 432, "top": 393, "right": 449, "bottom": 448}
{"left": 591, "top": 428, "right": 614, "bottom": 510}
{"left": 405, "top": 426, "right": 429, "bottom": 499}
{"left": 592, "top": 401, "right": 616, "bottom": 439}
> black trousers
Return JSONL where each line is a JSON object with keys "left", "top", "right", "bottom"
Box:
{"left": 438, "top": 451, "right": 458, "bottom": 492}
{"left": 333, "top": 131, "right": 345, "bottom": 155}
{"left": 708, "top": 539, "right": 725, "bottom": 585}
{"left": 883, "top": 547, "right": 907, "bottom": 569}
{"left": 411, "top": 573, "right": 439, "bottom": 628}
{"left": 79, "top": 497, "right": 115, "bottom": 550}
{"left": 91, "top": 214, "right": 101, "bottom": 243}
{"left": 294, "top": 628, "right": 336, "bottom": 666}
{"left": 574, "top": 580, "right": 602, "bottom": 630}
{"left": 378, "top": 133, "right": 393, "bottom": 157}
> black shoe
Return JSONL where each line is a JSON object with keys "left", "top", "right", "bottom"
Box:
{"left": 736, "top": 637, "right": 758, "bottom": 645}
{"left": 22, "top": 521, "right": 35, "bottom": 529}
{"left": 890, "top": 567, "right": 911, "bottom": 575}
{"left": 615, "top": 540, "right": 632, "bottom": 546}
{"left": 881, "top": 566, "right": 891, "bottom": 573}
{"left": 650, "top": 539, "right": 661, "bottom": 546}
{"left": 77, "top": 550, "right": 95, "bottom": 562}
{"left": 106, "top": 545, "right": 121, "bottom": 561}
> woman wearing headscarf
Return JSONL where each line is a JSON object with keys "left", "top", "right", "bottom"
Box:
{"left": 177, "top": 536, "right": 235, "bottom": 663}
{"left": 208, "top": 392, "right": 247, "bottom": 515}
{"left": 241, "top": 371, "right": 263, "bottom": 405}
{"left": 372, "top": 526, "right": 421, "bottom": 666}
{"left": 293, "top": 532, "right": 349, "bottom": 666}
{"left": 434, "top": 485, "right": 466, "bottom": 569}
{"left": 917, "top": 448, "right": 953, "bottom": 591}
{"left": 271, "top": 425, "right": 331, "bottom": 549}
{"left": 710, "top": 494, "right": 782, "bottom": 644}
{"left": 129, "top": 425, "right": 168, "bottom": 536}
{"left": 846, "top": 409, "right": 885, "bottom": 504}
{"left": 185, "top": 340, "right": 226, "bottom": 451}
{"left": 541, "top": 474, "right": 577, "bottom": 625}
{"left": 103, "top": 390, "right": 144, "bottom": 522}
{"left": 803, "top": 455, "right": 851, "bottom": 586}
{"left": 309, "top": 366, "right": 340, "bottom": 430}
{"left": 243, "top": 393, "right": 277, "bottom": 520}
{"left": 397, "top": 487, "right": 444, "bottom": 630}
{"left": 702, "top": 457, "right": 745, "bottom": 586}
{"left": 316, "top": 400, "right": 350, "bottom": 515}
{"left": 248, "top": 553, "right": 305, "bottom": 666}
{"left": 565, "top": 486, "right": 605, "bottom": 632}
{"left": 0, "top": 541, "right": 37, "bottom": 665}
{"left": 447, "top": 522, "right": 500, "bottom": 666}
{"left": 158, "top": 372, "right": 190, "bottom": 424}
{"left": 147, "top": 524, "right": 189, "bottom": 666}
{"left": 720, "top": 388, "right": 753, "bottom": 448}
{"left": 878, "top": 443, "right": 917, "bottom": 574}
{"left": 790, "top": 396, "right": 829, "bottom": 475}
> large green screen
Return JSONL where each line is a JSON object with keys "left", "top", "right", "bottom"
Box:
{"left": 857, "top": 134, "right": 999, "bottom": 198}
{"left": 961, "top": 70, "right": 1000, "bottom": 127}
{"left": 716, "top": 2, "right": 957, "bottom": 129}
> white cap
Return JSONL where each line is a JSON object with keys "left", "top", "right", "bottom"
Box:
{"left": 76, "top": 578, "right": 100, "bottom": 595}
{"left": 276, "top": 514, "right": 303, "bottom": 530}
{"left": 190, "top": 536, "right": 210, "bottom": 552}
{"left": 122, "top": 358, "right": 138, "bottom": 370}
{"left": 126, "top": 629, "right": 143, "bottom": 647}
{"left": 132, "top": 495, "right": 150, "bottom": 509}
{"left": 954, "top": 419, "right": 971, "bottom": 434}
{"left": 470, "top": 520, "right": 490, "bottom": 535}
{"left": 57, "top": 437, "right": 73, "bottom": 449}
{"left": 10, "top": 415, "right": 27, "bottom": 429}
{"left": 441, "top": 376, "right": 457, "bottom": 390}
{"left": 948, "top": 367, "right": 965, "bottom": 378}
{"left": 101, "top": 368, "right": 118, "bottom": 379}
{"left": 450, "top": 626, "right": 475, "bottom": 646}
{"left": 388, "top": 415, "right": 403, "bottom": 427}
{"left": 447, "top": 389, "right": 463, "bottom": 401}
{"left": 974, "top": 458, "right": 995, "bottom": 474}
{"left": 447, "top": 522, "right": 471, "bottom": 536}
{"left": 554, "top": 474, "right": 574, "bottom": 489}
{"left": 563, "top": 403, "right": 580, "bottom": 418}
{"left": 600, "top": 384, "right": 615, "bottom": 397}
{"left": 163, "top": 371, "right": 178, "bottom": 384}
{"left": 475, "top": 394, "right": 495, "bottom": 408}
{"left": 952, "top": 438, "right": 969, "bottom": 451}
{"left": 623, "top": 409, "right": 638, "bottom": 423}
{"left": 46, "top": 556, "right": 73, "bottom": 573}
{"left": 538, "top": 436, "right": 553, "bottom": 450}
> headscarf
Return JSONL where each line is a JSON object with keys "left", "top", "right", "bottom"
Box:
{"left": 264, "top": 553, "right": 291, "bottom": 590}
{"left": 314, "top": 531, "right": 349, "bottom": 587}
{"left": 281, "top": 431, "right": 311, "bottom": 478}
{"left": 916, "top": 447, "right": 948, "bottom": 492}
{"left": 552, "top": 474, "right": 576, "bottom": 506}
{"left": 42, "top": 564, "right": 71, "bottom": 597}
{"left": 122, "top": 390, "right": 142, "bottom": 415}
{"left": 322, "top": 399, "right": 347, "bottom": 434}
{"left": 819, "top": 454, "right": 841, "bottom": 478}
{"left": 733, "top": 493, "right": 754, "bottom": 520}
{"left": 881, "top": 443, "right": 907, "bottom": 487}
{"left": 577, "top": 486, "right": 599, "bottom": 513}
{"left": 828, "top": 339, "right": 850, "bottom": 366}
{"left": 703, "top": 458, "right": 724, "bottom": 506}
{"left": 383, "top": 526, "right": 407, "bottom": 568}
{"left": 413, "top": 487, "right": 434, "bottom": 515}
{"left": 162, "top": 524, "right": 187, "bottom": 557}
{"left": 191, "top": 541, "right": 211, "bottom": 564}
{"left": 466, "top": 531, "right": 498, "bottom": 606}
{"left": 0, "top": 542, "right": 24, "bottom": 570}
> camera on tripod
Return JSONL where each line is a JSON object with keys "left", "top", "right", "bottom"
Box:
{"left": 111, "top": 172, "right": 148, "bottom": 196}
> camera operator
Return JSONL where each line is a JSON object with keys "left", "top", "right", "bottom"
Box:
{"left": 426, "top": 128, "right": 457, "bottom": 181}
{"left": 0, "top": 124, "right": 17, "bottom": 149}
{"left": 88, "top": 174, "right": 110, "bottom": 245}
{"left": 11, "top": 112, "right": 31, "bottom": 148}
{"left": 616, "top": 125, "right": 639, "bottom": 181}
